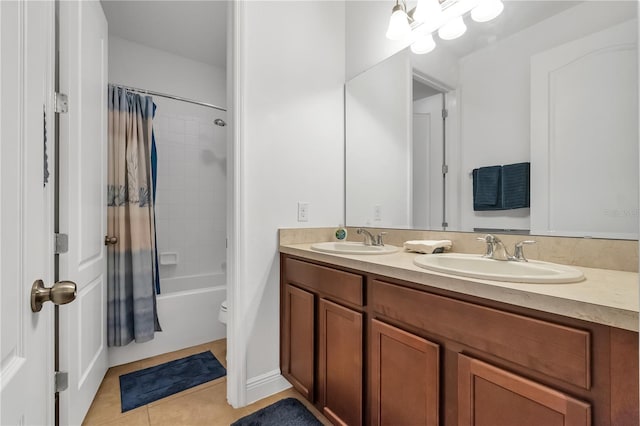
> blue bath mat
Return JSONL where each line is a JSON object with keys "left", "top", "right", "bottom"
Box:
{"left": 231, "top": 397, "right": 322, "bottom": 426}
{"left": 119, "top": 351, "right": 226, "bottom": 412}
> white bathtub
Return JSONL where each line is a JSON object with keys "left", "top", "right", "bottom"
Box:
{"left": 108, "top": 273, "right": 226, "bottom": 367}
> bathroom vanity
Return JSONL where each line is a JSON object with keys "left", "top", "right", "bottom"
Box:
{"left": 279, "top": 242, "right": 639, "bottom": 426}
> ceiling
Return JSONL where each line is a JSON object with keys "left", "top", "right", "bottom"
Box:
{"left": 101, "top": 0, "right": 227, "bottom": 68}
{"left": 100, "top": 1, "right": 581, "bottom": 72}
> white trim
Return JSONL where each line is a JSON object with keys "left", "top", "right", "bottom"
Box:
{"left": 226, "top": 0, "right": 247, "bottom": 408}
{"left": 245, "top": 370, "right": 292, "bottom": 406}
{"left": 45, "top": 1, "right": 56, "bottom": 423}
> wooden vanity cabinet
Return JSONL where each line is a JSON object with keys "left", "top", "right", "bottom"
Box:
{"left": 281, "top": 256, "right": 365, "bottom": 425}
{"left": 457, "top": 354, "right": 591, "bottom": 426}
{"left": 370, "top": 319, "right": 440, "bottom": 426}
{"left": 280, "top": 254, "right": 639, "bottom": 426}
{"left": 458, "top": 354, "right": 591, "bottom": 426}
{"left": 370, "top": 277, "right": 638, "bottom": 426}
{"left": 282, "top": 284, "right": 315, "bottom": 400}
{"left": 319, "top": 298, "right": 363, "bottom": 426}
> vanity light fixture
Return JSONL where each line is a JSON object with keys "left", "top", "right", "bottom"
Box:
{"left": 411, "top": 31, "right": 436, "bottom": 54}
{"left": 386, "top": 0, "right": 504, "bottom": 53}
{"left": 412, "top": 0, "right": 442, "bottom": 25}
{"left": 438, "top": 15, "right": 467, "bottom": 40}
{"left": 386, "top": 1, "right": 412, "bottom": 41}
{"left": 471, "top": 0, "right": 504, "bottom": 22}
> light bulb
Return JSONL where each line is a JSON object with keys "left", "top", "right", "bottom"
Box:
{"left": 438, "top": 16, "right": 467, "bottom": 40}
{"left": 413, "top": 0, "right": 442, "bottom": 25}
{"left": 411, "top": 32, "right": 436, "bottom": 54}
{"left": 386, "top": 4, "right": 411, "bottom": 41}
{"left": 471, "top": 0, "right": 504, "bottom": 23}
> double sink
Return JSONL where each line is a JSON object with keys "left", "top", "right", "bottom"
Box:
{"left": 310, "top": 240, "right": 585, "bottom": 284}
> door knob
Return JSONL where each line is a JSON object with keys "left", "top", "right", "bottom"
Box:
{"left": 104, "top": 235, "right": 118, "bottom": 245}
{"left": 30, "top": 279, "right": 77, "bottom": 312}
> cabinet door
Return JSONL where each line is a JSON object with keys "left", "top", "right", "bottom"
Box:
{"left": 371, "top": 319, "right": 440, "bottom": 426}
{"left": 319, "top": 298, "right": 363, "bottom": 426}
{"left": 458, "top": 354, "right": 591, "bottom": 426}
{"left": 282, "top": 284, "right": 315, "bottom": 400}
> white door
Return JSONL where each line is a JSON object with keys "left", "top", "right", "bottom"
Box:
{"left": 412, "top": 93, "right": 444, "bottom": 229}
{"left": 0, "top": 1, "right": 56, "bottom": 425}
{"left": 58, "top": 1, "right": 109, "bottom": 424}
{"left": 531, "top": 19, "right": 638, "bottom": 239}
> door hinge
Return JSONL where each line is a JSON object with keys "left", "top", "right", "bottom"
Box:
{"left": 54, "top": 92, "right": 68, "bottom": 113}
{"left": 54, "top": 233, "right": 69, "bottom": 254}
{"left": 55, "top": 371, "right": 69, "bottom": 393}
{"left": 442, "top": 164, "right": 449, "bottom": 174}
{"left": 442, "top": 109, "right": 448, "bottom": 119}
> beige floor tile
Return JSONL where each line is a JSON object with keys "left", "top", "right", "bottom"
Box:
{"left": 84, "top": 339, "right": 328, "bottom": 426}
{"left": 96, "top": 408, "right": 150, "bottom": 426}
{"left": 83, "top": 375, "right": 134, "bottom": 425}
{"left": 148, "top": 381, "right": 235, "bottom": 426}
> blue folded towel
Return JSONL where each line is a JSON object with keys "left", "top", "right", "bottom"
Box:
{"left": 472, "top": 162, "right": 530, "bottom": 211}
{"left": 473, "top": 165, "right": 502, "bottom": 210}
{"left": 501, "top": 162, "right": 530, "bottom": 209}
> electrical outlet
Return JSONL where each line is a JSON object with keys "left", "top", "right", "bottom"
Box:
{"left": 298, "top": 202, "right": 309, "bottom": 222}
{"left": 374, "top": 205, "right": 382, "bottom": 221}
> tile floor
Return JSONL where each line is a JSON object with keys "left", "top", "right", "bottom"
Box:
{"left": 83, "top": 339, "right": 331, "bottom": 425}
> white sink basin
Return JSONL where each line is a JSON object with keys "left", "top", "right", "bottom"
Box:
{"left": 311, "top": 241, "right": 399, "bottom": 255}
{"left": 413, "top": 253, "right": 584, "bottom": 284}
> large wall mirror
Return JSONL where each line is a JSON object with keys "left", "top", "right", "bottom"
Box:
{"left": 345, "top": 1, "right": 638, "bottom": 239}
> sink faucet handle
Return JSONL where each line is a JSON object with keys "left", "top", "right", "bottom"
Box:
{"left": 478, "top": 234, "right": 499, "bottom": 243}
{"left": 375, "top": 232, "right": 387, "bottom": 246}
{"left": 513, "top": 240, "right": 536, "bottom": 262}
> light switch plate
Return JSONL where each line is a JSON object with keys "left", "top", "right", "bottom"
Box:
{"left": 298, "top": 202, "right": 309, "bottom": 222}
{"left": 374, "top": 205, "right": 382, "bottom": 221}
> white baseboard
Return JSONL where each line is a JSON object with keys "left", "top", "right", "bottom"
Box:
{"left": 245, "top": 369, "right": 292, "bottom": 405}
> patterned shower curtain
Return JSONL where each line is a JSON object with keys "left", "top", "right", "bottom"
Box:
{"left": 107, "top": 85, "right": 161, "bottom": 347}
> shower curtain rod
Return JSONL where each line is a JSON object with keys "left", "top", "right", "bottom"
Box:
{"left": 112, "top": 83, "right": 227, "bottom": 112}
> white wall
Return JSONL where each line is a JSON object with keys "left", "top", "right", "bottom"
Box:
{"left": 457, "top": 1, "right": 637, "bottom": 232}
{"left": 109, "top": 35, "right": 225, "bottom": 107}
{"left": 232, "top": 0, "right": 345, "bottom": 404}
{"left": 346, "top": 49, "right": 412, "bottom": 227}
{"left": 107, "top": 35, "right": 228, "bottom": 365}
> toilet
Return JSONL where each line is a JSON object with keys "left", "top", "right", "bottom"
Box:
{"left": 218, "top": 300, "right": 228, "bottom": 324}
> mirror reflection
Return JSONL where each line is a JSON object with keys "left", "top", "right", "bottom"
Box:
{"left": 345, "top": 1, "right": 638, "bottom": 239}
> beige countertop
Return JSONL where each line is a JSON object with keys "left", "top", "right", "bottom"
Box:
{"left": 280, "top": 243, "right": 639, "bottom": 332}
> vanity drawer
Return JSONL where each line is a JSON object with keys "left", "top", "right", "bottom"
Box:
{"left": 371, "top": 279, "right": 591, "bottom": 389}
{"left": 284, "top": 258, "right": 364, "bottom": 306}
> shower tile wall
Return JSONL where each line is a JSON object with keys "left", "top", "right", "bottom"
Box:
{"left": 153, "top": 108, "right": 226, "bottom": 291}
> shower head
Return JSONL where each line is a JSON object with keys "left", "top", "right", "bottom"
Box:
{"left": 214, "top": 118, "right": 227, "bottom": 127}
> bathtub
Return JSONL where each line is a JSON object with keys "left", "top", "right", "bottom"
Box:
{"left": 108, "top": 272, "right": 226, "bottom": 367}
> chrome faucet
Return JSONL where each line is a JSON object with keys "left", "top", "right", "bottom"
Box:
{"left": 477, "top": 234, "right": 536, "bottom": 262}
{"left": 477, "top": 234, "right": 513, "bottom": 261}
{"left": 357, "top": 228, "right": 386, "bottom": 246}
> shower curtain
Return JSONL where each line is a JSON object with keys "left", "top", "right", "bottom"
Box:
{"left": 107, "top": 85, "right": 161, "bottom": 347}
